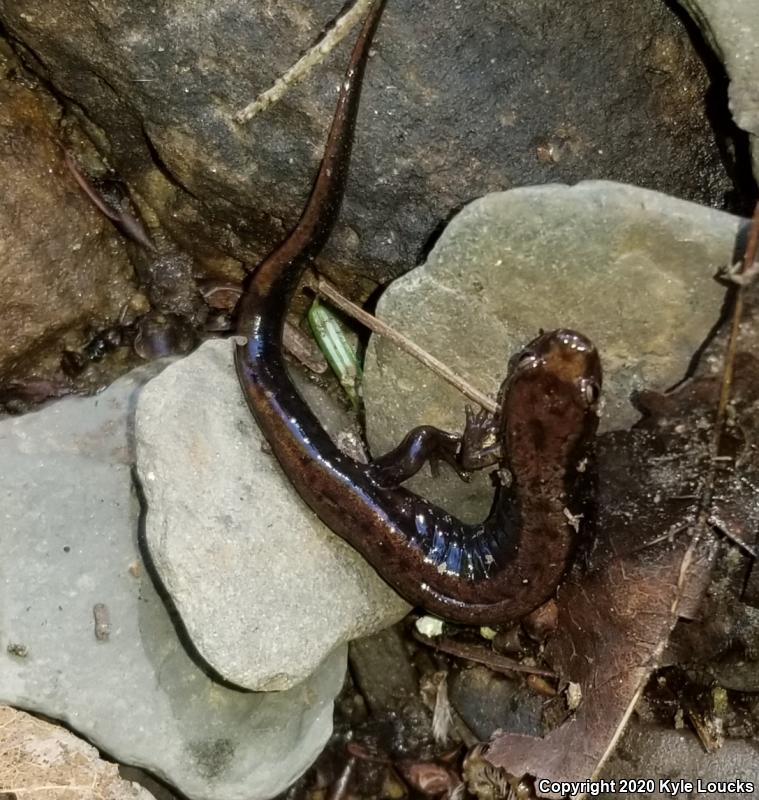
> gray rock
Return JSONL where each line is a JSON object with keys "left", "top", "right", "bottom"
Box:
{"left": 135, "top": 339, "right": 410, "bottom": 692}
{"left": 681, "top": 0, "right": 759, "bottom": 183}
{"left": 363, "top": 181, "right": 741, "bottom": 521}
{"left": 0, "top": 0, "right": 740, "bottom": 289}
{"left": 599, "top": 719, "right": 759, "bottom": 799}
{"left": 0, "top": 363, "right": 347, "bottom": 800}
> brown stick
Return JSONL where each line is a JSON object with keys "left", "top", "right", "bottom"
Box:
{"left": 683, "top": 202, "right": 759, "bottom": 597}
{"left": 715, "top": 202, "right": 759, "bottom": 447}
{"left": 62, "top": 150, "right": 157, "bottom": 253}
{"left": 316, "top": 277, "right": 498, "bottom": 414}
{"left": 413, "top": 631, "right": 556, "bottom": 679}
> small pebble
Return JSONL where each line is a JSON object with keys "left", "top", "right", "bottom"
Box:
{"left": 93, "top": 603, "right": 111, "bottom": 641}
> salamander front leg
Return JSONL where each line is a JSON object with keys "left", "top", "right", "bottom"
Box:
{"left": 459, "top": 405, "right": 503, "bottom": 470}
{"left": 368, "top": 425, "right": 468, "bottom": 487}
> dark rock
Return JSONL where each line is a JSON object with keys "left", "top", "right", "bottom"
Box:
{"left": 349, "top": 625, "right": 421, "bottom": 716}
{"left": 0, "top": 47, "right": 137, "bottom": 392}
{"left": 449, "top": 665, "right": 542, "bottom": 741}
{"left": 349, "top": 626, "right": 436, "bottom": 760}
{"left": 0, "top": 0, "right": 742, "bottom": 292}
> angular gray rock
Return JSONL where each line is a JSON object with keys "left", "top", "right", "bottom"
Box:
{"left": 681, "top": 0, "right": 759, "bottom": 183}
{"left": 0, "top": 364, "right": 347, "bottom": 800}
{"left": 363, "top": 181, "right": 741, "bottom": 521}
{"left": 135, "top": 340, "right": 410, "bottom": 692}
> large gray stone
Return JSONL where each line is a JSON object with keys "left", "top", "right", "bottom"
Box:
{"left": 681, "top": 0, "right": 759, "bottom": 183}
{"left": 364, "top": 181, "right": 741, "bottom": 521}
{"left": 0, "top": 364, "right": 347, "bottom": 800}
{"left": 135, "top": 340, "right": 410, "bottom": 692}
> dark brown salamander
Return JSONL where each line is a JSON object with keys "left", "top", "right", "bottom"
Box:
{"left": 235, "top": 0, "right": 603, "bottom": 624}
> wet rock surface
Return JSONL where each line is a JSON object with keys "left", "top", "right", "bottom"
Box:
{"left": 448, "top": 666, "right": 542, "bottom": 742}
{"left": 349, "top": 626, "right": 423, "bottom": 717}
{"left": 0, "top": 0, "right": 742, "bottom": 289}
{"left": 363, "top": 181, "right": 741, "bottom": 522}
{"left": 681, "top": 0, "right": 759, "bottom": 186}
{"left": 0, "top": 48, "right": 137, "bottom": 393}
{"left": 135, "top": 339, "right": 410, "bottom": 692}
{"left": 0, "top": 362, "right": 347, "bottom": 800}
{"left": 0, "top": 705, "right": 158, "bottom": 800}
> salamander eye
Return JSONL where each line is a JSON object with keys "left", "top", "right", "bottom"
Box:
{"left": 509, "top": 348, "right": 538, "bottom": 374}
{"left": 517, "top": 350, "right": 535, "bottom": 366}
{"left": 582, "top": 380, "right": 601, "bottom": 406}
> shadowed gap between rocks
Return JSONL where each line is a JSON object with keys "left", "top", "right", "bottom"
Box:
{"left": 664, "top": 0, "right": 758, "bottom": 214}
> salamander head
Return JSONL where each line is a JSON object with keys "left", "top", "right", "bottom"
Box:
{"left": 503, "top": 329, "right": 602, "bottom": 462}
{"left": 511, "top": 328, "right": 602, "bottom": 402}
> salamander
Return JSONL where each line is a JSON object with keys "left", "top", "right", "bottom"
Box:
{"left": 235, "top": 0, "right": 603, "bottom": 625}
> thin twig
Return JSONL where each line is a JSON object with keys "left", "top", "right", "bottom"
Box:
{"left": 701, "top": 208, "right": 759, "bottom": 559}
{"left": 61, "top": 149, "right": 156, "bottom": 252}
{"left": 236, "top": 0, "right": 376, "bottom": 124}
{"left": 714, "top": 202, "right": 759, "bottom": 449}
{"left": 684, "top": 201, "right": 759, "bottom": 588}
{"left": 414, "top": 631, "right": 556, "bottom": 679}
{"left": 316, "top": 277, "right": 498, "bottom": 414}
{"left": 326, "top": 757, "right": 357, "bottom": 800}
{"left": 707, "top": 514, "right": 758, "bottom": 558}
